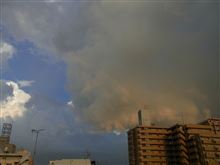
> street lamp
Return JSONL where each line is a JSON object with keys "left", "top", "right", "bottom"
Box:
{"left": 31, "top": 129, "right": 45, "bottom": 163}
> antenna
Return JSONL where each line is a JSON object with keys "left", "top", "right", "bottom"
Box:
{"left": 85, "top": 149, "right": 91, "bottom": 159}
{"left": 31, "top": 129, "right": 45, "bottom": 163}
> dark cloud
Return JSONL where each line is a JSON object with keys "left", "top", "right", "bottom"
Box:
{"left": 65, "top": 2, "right": 219, "bottom": 130}
{"left": 3, "top": 0, "right": 219, "bottom": 130}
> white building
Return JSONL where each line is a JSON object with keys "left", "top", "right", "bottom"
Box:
{"left": 49, "top": 159, "right": 92, "bottom": 165}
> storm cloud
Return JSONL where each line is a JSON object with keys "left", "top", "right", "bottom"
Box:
{"left": 2, "top": 0, "right": 219, "bottom": 131}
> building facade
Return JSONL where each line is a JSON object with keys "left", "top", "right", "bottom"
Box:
{"left": 0, "top": 150, "right": 33, "bottom": 165}
{"left": 49, "top": 159, "right": 96, "bottom": 165}
{"left": 127, "top": 118, "right": 220, "bottom": 165}
{"left": 0, "top": 123, "right": 33, "bottom": 165}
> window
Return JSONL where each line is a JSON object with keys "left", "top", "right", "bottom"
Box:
{"left": 215, "top": 153, "right": 220, "bottom": 158}
{"left": 211, "top": 138, "right": 216, "bottom": 143}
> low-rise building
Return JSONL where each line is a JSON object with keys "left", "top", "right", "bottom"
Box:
{"left": 0, "top": 123, "right": 33, "bottom": 165}
{"left": 49, "top": 159, "right": 95, "bottom": 165}
{"left": 0, "top": 150, "right": 32, "bottom": 165}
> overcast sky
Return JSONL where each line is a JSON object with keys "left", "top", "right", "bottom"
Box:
{"left": 0, "top": 0, "right": 219, "bottom": 164}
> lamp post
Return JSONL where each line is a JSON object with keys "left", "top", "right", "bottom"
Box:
{"left": 31, "top": 129, "right": 44, "bottom": 163}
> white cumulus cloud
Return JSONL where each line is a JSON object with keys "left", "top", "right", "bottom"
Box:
{"left": 0, "top": 81, "right": 31, "bottom": 119}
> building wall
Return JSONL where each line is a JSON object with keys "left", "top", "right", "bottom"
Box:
{"left": 0, "top": 136, "right": 16, "bottom": 153}
{"left": 49, "top": 159, "right": 92, "bottom": 165}
{"left": 127, "top": 118, "right": 220, "bottom": 165}
{"left": 185, "top": 118, "right": 220, "bottom": 165}
{"left": 166, "top": 125, "right": 189, "bottom": 164}
{"left": 0, "top": 135, "right": 32, "bottom": 165}
{"left": 128, "top": 126, "right": 169, "bottom": 165}
{"left": 0, "top": 150, "right": 33, "bottom": 165}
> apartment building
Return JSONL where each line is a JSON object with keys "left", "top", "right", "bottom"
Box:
{"left": 127, "top": 117, "right": 220, "bottom": 165}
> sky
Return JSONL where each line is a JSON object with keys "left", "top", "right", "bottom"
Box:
{"left": 0, "top": 0, "right": 219, "bottom": 165}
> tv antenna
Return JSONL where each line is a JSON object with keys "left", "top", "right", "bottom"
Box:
{"left": 31, "top": 129, "right": 45, "bottom": 163}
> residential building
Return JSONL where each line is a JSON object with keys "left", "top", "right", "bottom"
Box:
{"left": 128, "top": 117, "right": 220, "bottom": 165}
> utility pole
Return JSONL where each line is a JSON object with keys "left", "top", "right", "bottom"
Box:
{"left": 31, "top": 129, "right": 44, "bottom": 164}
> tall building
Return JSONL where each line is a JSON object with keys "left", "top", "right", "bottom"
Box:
{"left": 0, "top": 123, "right": 33, "bottom": 165}
{"left": 127, "top": 116, "right": 220, "bottom": 165}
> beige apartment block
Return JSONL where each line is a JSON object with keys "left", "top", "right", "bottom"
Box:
{"left": 128, "top": 118, "right": 220, "bottom": 165}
